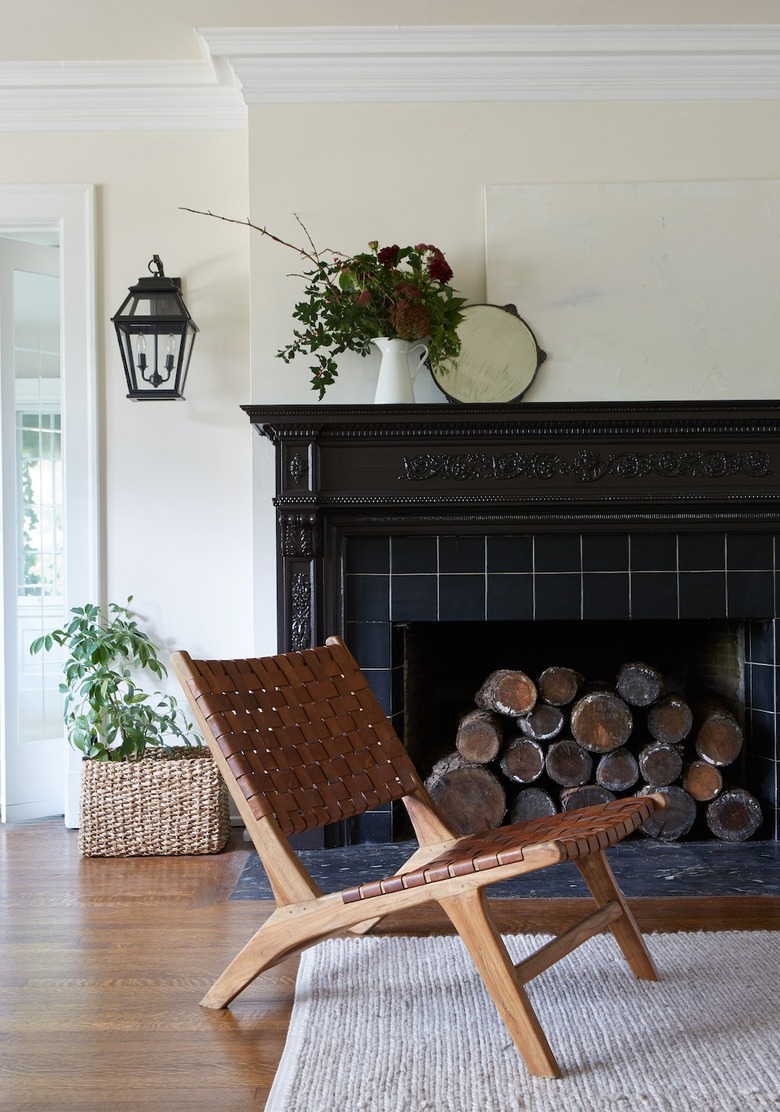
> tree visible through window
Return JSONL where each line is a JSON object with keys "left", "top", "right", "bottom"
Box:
{"left": 17, "top": 408, "right": 62, "bottom": 598}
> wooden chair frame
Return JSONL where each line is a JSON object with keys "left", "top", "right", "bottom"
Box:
{"left": 172, "top": 637, "right": 665, "bottom": 1079}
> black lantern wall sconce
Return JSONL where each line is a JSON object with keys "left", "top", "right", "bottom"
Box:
{"left": 112, "top": 255, "right": 199, "bottom": 400}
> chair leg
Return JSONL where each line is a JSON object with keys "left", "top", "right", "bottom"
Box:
{"left": 575, "top": 850, "right": 659, "bottom": 981}
{"left": 439, "top": 888, "right": 561, "bottom": 1079}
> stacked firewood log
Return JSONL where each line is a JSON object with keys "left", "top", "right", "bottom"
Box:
{"left": 424, "top": 660, "right": 763, "bottom": 842}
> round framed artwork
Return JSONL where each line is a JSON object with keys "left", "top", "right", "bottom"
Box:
{"left": 432, "top": 303, "right": 546, "bottom": 403}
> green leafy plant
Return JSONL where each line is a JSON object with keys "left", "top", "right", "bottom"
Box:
{"left": 30, "top": 598, "right": 200, "bottom": 761}
{"left": 182, "top": 208, "right": 467, "bottom": 398}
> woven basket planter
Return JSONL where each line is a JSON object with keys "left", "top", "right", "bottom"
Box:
{"left": 78, "top": 747, "right": 230, "bottom": 857}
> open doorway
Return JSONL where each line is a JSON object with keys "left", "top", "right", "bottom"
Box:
{"left": 0, "top": 186, "right": 97, "bottom": 824}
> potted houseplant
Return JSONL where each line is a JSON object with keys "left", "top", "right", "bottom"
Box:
{"left": 31, "top": 598, "right": 229, "bottom": 857}
{"left": 182, "top": 207, "right": 467, "bottom": 399}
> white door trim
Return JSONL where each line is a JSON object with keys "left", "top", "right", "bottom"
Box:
{"left": 0, "top": 185, "right": 98, "bottom": 826}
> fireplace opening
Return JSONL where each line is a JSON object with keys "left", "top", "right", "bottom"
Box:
{"left": 394, "top": 618, "right": 768, "bottom": 843}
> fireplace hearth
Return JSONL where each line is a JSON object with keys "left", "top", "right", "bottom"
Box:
{"left": 245, "top": 401, "right": 780, "bottom": 847}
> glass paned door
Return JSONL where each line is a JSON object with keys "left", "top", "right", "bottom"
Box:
{"left": 0, "top": 238, "right": 66, "bottom": 819}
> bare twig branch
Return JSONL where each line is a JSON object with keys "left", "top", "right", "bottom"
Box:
{"left": 179, "top": 206, "right": 322, "bottom": 268}
{"left": 294, "top": 213, "right": 321, "bottom": 261}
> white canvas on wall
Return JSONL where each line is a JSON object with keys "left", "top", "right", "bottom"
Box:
{"left": 486, "top": 181, "right": 780, "bottom": 402}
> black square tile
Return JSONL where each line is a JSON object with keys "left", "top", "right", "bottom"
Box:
{"left": 630, "top": 533, "right": 678, "bottom": 572}
{"left": 345, "top": 535, "right": 390, "bottom": 574}
{"left": 439, "top": 536, "right": 485, "bottom": 574}
{"left": 345, "top": 622, "right": 392, "bottom": 669}
{"left": 390, "top": 575, "right": 438, "bottom": 620}
{"left": 486, "top": 574, "right": 533, "bottom": 620}
{"left": 582, "top": 534, "right": 629, "bottom": 573}
{"left": 630, "top": 572, "right": 679, "bottom": 620}
{"left": 534, "top": 534, "right": 581, "bottom": 573}
{"left": 583, "top": 573, "right": 630, "bottom": 620}
{"left": 749, "top": 662, "right": 776, "bottom": 714}
{"left": 439, "top": 574, "right": 485, "bottom": 620}
{"left": 727, "top": 533, "right": 775, "bottom": 571}
{"left": 486, "top": 535, "right": 533, "bottom": 573}
{"left": 391, "top": 536, "right": 438, "bottom": 574}
{"left": 678, "top": 571, "right": 726, "bottom": 618}
{"left": 748, "top": 745, "right": 777, "bottom": 786}
{"left": 345, "top": 574, "right": 389, "bottom": 621}
{"left": 746, "top": 619, "right": 775, "bottom": 663}
{"left": 679, "top": 533, "right": 726, "bottom": 571}
{"left": 727, "top": 571, "right": 775, "bottom": 619}
{"left": 363, "top": 668, "right": 391, "bottom": 715}
{"left": 350, "top": 809, "right": 393, "bottom": 844}
{"left": 534, "top": 574, "right": 581, "bottom": 619}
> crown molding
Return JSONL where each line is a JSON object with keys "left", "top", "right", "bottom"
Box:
{"left": 0, "top": 24, "right": 779, "bottom": 131}
{"left": 201, "top": 24, "right": 780, "bottom": 104}
{"left": 0, "top": 56, "right": 246, "bottom": 131}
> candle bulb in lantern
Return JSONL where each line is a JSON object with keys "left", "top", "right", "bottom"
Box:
{"left": 136, "top": 334, "right": 147, "bottom": 372}
{"left": 164, "top": 335, "right": 176, "bottom": 374}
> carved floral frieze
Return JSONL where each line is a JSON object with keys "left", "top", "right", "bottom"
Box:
{"left": 290, "top": 572, "right": 311, "bottom": 651}
{"left": 400, "top": 448, "right": 773, "bottom": 484}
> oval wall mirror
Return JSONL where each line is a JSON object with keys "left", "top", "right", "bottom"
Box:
{"left": 432, "top": 303, "right": 546, "bottom": 403}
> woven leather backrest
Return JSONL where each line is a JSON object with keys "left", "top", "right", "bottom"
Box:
{"left": 180, "top": 639, "right": 420, "bottom": 837}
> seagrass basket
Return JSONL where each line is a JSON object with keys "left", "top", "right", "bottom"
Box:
{"left": 78, "top": 747, "right": 230, "bottom": 857}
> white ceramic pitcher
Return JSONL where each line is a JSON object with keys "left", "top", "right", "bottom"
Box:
{"left": 371, "top": 336, "right": 429, "bottom": 404}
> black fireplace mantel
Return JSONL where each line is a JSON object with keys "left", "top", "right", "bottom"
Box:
{"left": 245, "top": 400, "right": 780, "bottom": 652}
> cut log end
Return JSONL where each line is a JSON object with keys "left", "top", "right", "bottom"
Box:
{"left": 682, "top": 760, "right": 723, "bottom": 803}
{"left": 516, "top": 703, "right": 564, "bottom": 742}
{"left": 545, "top": 738, "right": 593, "bottom": 787}
{"left": 509, "top": 787, "right": 558, "bottom": 824}
{"left": 638, "top": 741, "right": 684, "bottom": 788}
{"left": 705, "top": 789, "right": 763, "bottom": 842}
{"left": 425, "top": 753, "right": 506, "bottom": 836}
{"left": 560, "top": 785, "right": 616, "bottom": 812}
{"left": 695, "top": 705, "right": 744, "bottom": 767}
{"left": 499, "top": 736, "right": 545, "bottom": 784}
{"left": 616, "top": 661, "right": 664, "bottom": 707}
{"left": 595, "top": 747, "right": 639, "bottom": 793}
{"left": 570, "top": 691, "right": 633, "bottom": 753}
{"left": 639, "top": 785, "right": 697, "bottom": 842}
{"left": 536, "top": 666, "right": 583, "bottom": 707}
{"left": 474, "top": 669, "right": 537, "bottom": 718}
{"left": 647, "top": 694, "right": 693, "bottom": 745}
{"left": 455, "top": 708, "right": 503, "bottom": 764}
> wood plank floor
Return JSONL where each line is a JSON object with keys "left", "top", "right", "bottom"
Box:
{"left": 1, "top": 820, "right": 778, "bottom": 1112}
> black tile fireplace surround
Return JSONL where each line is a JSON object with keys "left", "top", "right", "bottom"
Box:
{"left": 245, "top": 401, "right": 780, "bottom": 847}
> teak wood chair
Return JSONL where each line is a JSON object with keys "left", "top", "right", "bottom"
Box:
{"left": 172, "top": 637, "right": 666, "bottom": 1079}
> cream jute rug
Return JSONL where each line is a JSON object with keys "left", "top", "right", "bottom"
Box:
{"left": 265, "top": 931, "right": 780, "bottom": 1112}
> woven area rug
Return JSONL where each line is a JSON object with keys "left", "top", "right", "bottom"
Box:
{"left": 265, "top": 931, "right": 780, "bottom": 1112}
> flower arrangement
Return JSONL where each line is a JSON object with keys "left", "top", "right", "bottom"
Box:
{"left": 182, "top": 209, "right": 466, "bottom": 398}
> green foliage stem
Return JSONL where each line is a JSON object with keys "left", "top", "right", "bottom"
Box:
{"left": 30, "top": 598, "right": 200, "bottom": 762}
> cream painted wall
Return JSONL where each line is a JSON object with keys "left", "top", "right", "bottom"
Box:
{"left": 0, "top": 130, "right": 252, "bottom": 678}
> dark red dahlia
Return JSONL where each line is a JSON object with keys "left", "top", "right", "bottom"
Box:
{"left": 377, "top": 244, "right": 400, "bottom": 268}
{"left": 427, "top": 251, "right": 453, "bottom": 284}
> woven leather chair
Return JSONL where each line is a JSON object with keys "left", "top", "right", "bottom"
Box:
{"left": 172, "top": 637, "right": 665, "bottom": 1079}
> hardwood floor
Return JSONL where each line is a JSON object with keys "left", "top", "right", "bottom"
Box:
{"left": 1, "top": 820, "right": 777, "bottom": 1112}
